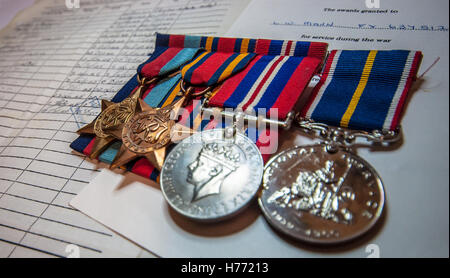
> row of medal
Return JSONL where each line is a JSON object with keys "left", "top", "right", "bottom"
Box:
{"left": 74, "top": 34, "right": 422, "bottom": 244}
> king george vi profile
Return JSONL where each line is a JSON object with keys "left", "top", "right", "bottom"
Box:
{"left": 186, "top": 143, "right": 241, "bottom": 202}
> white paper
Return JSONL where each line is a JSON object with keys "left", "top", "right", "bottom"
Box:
{"left": 72, "top": 169, "right": 377, "bottom": 258}
{"left": 0, "top": 0, "right": 249, "bottom": 258}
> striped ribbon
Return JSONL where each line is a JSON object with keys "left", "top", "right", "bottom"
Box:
{"left": 180, "top": 51, "right": 256, "bottom": 86}
{"left": 301, "top": 50, "right": 422, "bottom": 131}
{"left": 209, "top": 54, "right": 323, "bottom": 120}
{"left": 155, "top": 33, "right": 327, "bottom": 59}
{"left": 173, "top": 32, "right": 328, "bottom": 119}
{"left": 138, "top": 46, "right": 199, "bottom": 78}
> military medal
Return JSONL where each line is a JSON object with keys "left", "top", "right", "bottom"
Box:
{"left": 158, "top": 49, "right": 268, "bottom": 220}
{"left": 161, "top": 128, "right": 264, "bottom": 221}
{"left": 159, "top": 39, "right": 328, "bottom": 221}
{"left": 260, "top": 144, "right": 385, "bottom": 243}
{"left": 259, "top": 50, "right": 423, "bottom": 243}
{"left": 110, "top": 91, "right": 187, "bottom": 170}
{"left": 76, "top": 42, "right": 200, "bottom": 161}
{"left": 76, "top": 75, "right": 155, "bottom": 159}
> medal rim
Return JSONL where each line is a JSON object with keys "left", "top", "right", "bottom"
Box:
{"left": 258, "top": 143, "right": 385, "bottom": 244}
{"left": 160, "top": 128, "right": 264, "bottom": 222}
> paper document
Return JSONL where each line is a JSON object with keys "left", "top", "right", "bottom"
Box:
{"left": 0, "top": 0, "right": 249, "bottom": 258}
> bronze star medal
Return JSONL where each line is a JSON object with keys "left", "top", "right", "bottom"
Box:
{"left": 77, "top": 76, "right": 154, "bottom": 159}
{"left": 110, "top": 96, "right": 187, "bottom": 170}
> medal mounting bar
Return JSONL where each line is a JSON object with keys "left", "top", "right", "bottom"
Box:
{"left": 200, "top": 106, "right": 295, "bottom": 130}
{"left": 295, "top": 115, "right": 402, "bottom": 148}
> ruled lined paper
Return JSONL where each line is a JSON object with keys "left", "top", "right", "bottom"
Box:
{"left": 0, "top": 0, "right": 248, "bottom": 258}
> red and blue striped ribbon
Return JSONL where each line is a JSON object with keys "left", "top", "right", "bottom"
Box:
{"left": 208, "top": 54, "right": 324, "bottom": 120}
{"left": 301, "top": 50, "right": 422, "bottom": 131}
{"left": 138, "top": 46, "right": 199, "bottom": 78}
{"left": 155, "top": 33, "right": 327, "bottom": 59}
{"left": 180, "top": 51, "right": 256, "bottom": 86}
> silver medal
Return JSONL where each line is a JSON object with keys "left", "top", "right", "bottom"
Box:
{"left": 259, "top": 143, "right": 385, "bottom": 244}
{"left": 160, "top": 128, "right": 264, "bottom": 222}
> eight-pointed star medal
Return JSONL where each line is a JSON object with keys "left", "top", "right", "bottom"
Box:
{"left": 110, "top": 97, "right": 188, "bottom": 170}
{"left": 76, "top": 89, "right": 142, "bottom": 159}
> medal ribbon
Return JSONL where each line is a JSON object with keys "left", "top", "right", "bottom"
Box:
{"left": 208, "top": 52, "right": 325, "bottom": 120}
{"left": 172, "top": 33, "right": 330, "bottom": 120}
{"left": 138, "top": 46, "right": 198, "bottom": 79}
{"left": 175, "top": 48, "right": 257, "bottom": 127}
{"left": 301, "top": 50, "right": 423, "bottom": 131}
{"left": 155, "top": 33, "right": 327, "bottom": 58}
{"left": 180, "top": 51, "right": 256, "bottom": 86}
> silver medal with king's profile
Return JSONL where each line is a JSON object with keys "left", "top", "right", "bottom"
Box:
{"left": 160, "top": 128, "right": 264, "bottom": 222}
{"left": 259, "top": 143, "right": 385, "bottom": 244}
